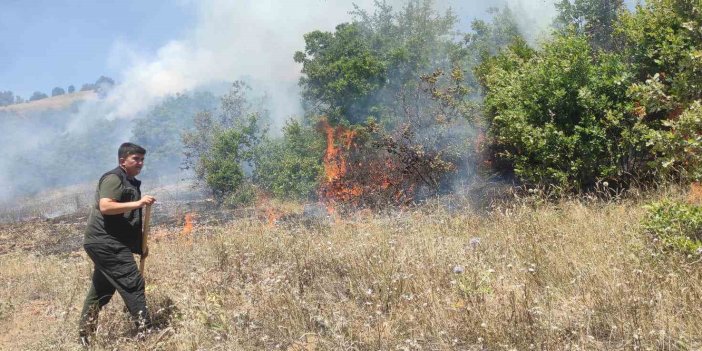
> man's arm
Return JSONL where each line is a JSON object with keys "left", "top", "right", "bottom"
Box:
{"left": 99, "top": 196, "right": 155, "bottom": 215}
{"left": 96, "top": 174, "right": 156, "bottom": 215}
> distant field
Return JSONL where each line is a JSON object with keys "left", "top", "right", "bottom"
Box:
{"left": 0, "top": 91, "right": 97, "bottom": 115}
{"left": 1, "top": 189, "right": 701, "bottom": 350}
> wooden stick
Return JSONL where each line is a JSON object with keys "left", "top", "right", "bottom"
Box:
{"left": 139, "top": 204, "right": 152, "bottom": 275}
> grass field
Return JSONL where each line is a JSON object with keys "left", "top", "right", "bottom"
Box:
{"left": 1, "top": 189, "right": 701, "bottom": 350}
{"left": 0, "top": 91, "right": 97, "bottom": 115}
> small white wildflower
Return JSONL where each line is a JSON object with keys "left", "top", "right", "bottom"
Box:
{"left": 453, "top": 265, "right": 465, "bottom": 274}
{"left": 696, "top": 247, "right": 702, "bottom": 255}
{"left": 602, "top": 181, "right": 609, "bottom": 187}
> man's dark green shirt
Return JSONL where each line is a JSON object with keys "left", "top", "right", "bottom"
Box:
{"left": 84, "top": 167, "right": 144, "bottom": 254}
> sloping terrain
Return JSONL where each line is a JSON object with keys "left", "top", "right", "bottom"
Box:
{"left": 0, "top": 91, "right": 97, "bottom": 115}
{"left": 1, "top": 192, "right": 701, "bottom": 350}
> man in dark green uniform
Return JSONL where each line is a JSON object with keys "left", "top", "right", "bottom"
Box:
{"left": 78, "top": 142, "right": 156, "bottom": 345}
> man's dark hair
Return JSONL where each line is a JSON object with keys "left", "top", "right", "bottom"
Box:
{"left": 118, "top": 142, "right": 146, "bottom": 159}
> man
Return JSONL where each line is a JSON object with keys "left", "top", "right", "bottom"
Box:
{"left": 78, "top": 142, "right": 156, "bottom": 345}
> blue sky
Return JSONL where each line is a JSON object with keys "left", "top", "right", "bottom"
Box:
{"left": 0, "top": 0, "right": 196, "bottom": 98}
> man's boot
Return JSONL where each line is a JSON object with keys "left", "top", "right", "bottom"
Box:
{"left": 78, "top": 305, "right": 99, "bottom": 347}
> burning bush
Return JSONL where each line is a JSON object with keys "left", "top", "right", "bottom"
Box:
{"left": 317, "top": 67, "right": 477, "bottom": 209}
{"left": 317, "top": 119, "right": 466, "bottom": 209}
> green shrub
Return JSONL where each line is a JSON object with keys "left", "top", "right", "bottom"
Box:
{"left": 642, "top": 201, "right": 702, "bottom": 255}
{"left": 200, "top": 117, "right": 262, "bottom": 204}
{"left": 479, "top": 34, "right": 639, "bottom": 191}
{"left": 223, "top": 181, "right": 256, "bottom": 208}
{"left": 646, "top": 101, "right": 702, "bottom": 182}
{"left": 182, "top": 82, "right": 267, "bottom": 206}
{"left": 253, "top": 120, "right": 324, "bottom": 200}
{"left": 132, "top": 91, "right": 218, "bottom": 175}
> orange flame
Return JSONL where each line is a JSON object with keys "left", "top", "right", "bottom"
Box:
{"left": 318, "top": 117, "right": 414, "bottom": 210}
{"left": 319, "top": 118, "right": 362, "bottom": 213}
{"left": 266, "top": 207, "right": 280, "bottom": 226}
{"left": 181, "top": 213, "right": 193, "bottom": 236}
{"left": 322, "top": 119, "right": 356, "bottom": 182}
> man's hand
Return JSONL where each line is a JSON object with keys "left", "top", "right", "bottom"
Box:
{"left": 99, "top": 195, "right": 156, "bottom": 215}
{"left": 140, "top": 195, "right": 156, "bottom": 208}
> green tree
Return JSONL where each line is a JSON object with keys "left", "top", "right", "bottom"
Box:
{"left": 478, "top": 34, "right": 640, "bottom": 190}
{"left": 554, "top": 0, "right": 624, "bottom": 51}
{"left": 132, "top": 91, "right": 218, "bottom": 175}
{"left": 618, "top": 0, "right": 702, "bottom": 181}
{"left": 201, "top": 116, "right": 262, "bottom": 204}
{"left": 294, "top": 0, "right": 459, "bottom": 125}
{"left": 67, "top": 85, "right": 75, "bottom": 94}
{"left": 253, "top": 120, "right": 325, "bottom": 200}
{"left": 80, "top": 83, "right": 95, "bottom": 91}
{"left": 51, "top": 87, "right": 65, "bottom": 96}
{"left": 29, "top": 91, "right": 48, "bottom": 101}
{"left": 295, "top": 22, "right": 386, "bottom": 124}
{"left": 182, "top": 82, "right": 267, "bottom": 204}
{"left": 0, "top": 91, "right": 13, "bottom": 106}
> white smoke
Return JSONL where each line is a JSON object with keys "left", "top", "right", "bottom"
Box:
{"left": 103, "top": 0, "right": 560, "bottom": 124}
{"left": 1, "top": 0, "right": 565, "bottom": 203}
{"left": 505, "top": 0, "right": 559, "bottom": 44}
{"left": 102, "top": 0, "right": 416, "bottom": 125}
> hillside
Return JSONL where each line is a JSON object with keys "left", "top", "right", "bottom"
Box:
{"left": 0, "top": 91, "right": 98, "bottom": 115}
{"left": 1, "top": 191, "right": 701, "bottom": 350}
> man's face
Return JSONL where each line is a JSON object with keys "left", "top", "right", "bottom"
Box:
{"left": 119, "top": 153, "right": 145, "bottom": 177}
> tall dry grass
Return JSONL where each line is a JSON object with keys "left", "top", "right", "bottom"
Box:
{"left": 1, "top": 191, "right": 701, "bottom": 350}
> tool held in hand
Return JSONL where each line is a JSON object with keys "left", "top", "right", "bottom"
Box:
{"left": 139, "top": 204, "right": 152, "bottom": 275}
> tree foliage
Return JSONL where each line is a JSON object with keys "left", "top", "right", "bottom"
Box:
{"left": 132, "top": 91, "right": 218, "bottom": 175}
{"left": 51, "top": 87, "right": 65, "bottom": 97}
{"left": 554, "top": 0, "right": 624, "bottom": 51}
{"left": 477, "top": 0, "right": 702, "bottom": 190}
{"left": 29, "top": 91, "right": 48, "bottom": 101}
{"left": 295, "top": 0, "right": 459, "bottom": 125}
{"left": 0, "top": 91, "right": 13, "bottom": 106}
{"left": 479, "top": 34, "right": 641, "bottom": 190}
{"left": 182, "top": 82, "right": 267, "bottom": 204}
{"left": 253, "top": 120, "right": 325, "bottom": 200}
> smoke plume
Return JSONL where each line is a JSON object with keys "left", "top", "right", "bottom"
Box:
{"left": 1, "top": 0, "right": 563, "bottom": 203}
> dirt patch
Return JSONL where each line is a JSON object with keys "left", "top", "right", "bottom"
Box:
{"left": 0, "top": 220, "right": 83, "bottom": 256}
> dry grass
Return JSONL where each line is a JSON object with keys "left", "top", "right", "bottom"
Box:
{"left": 0, "top": 91, "right": 97, "bottom": 115}
{"left": 1, "top": 191, "right": 701, "bottom": 350}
